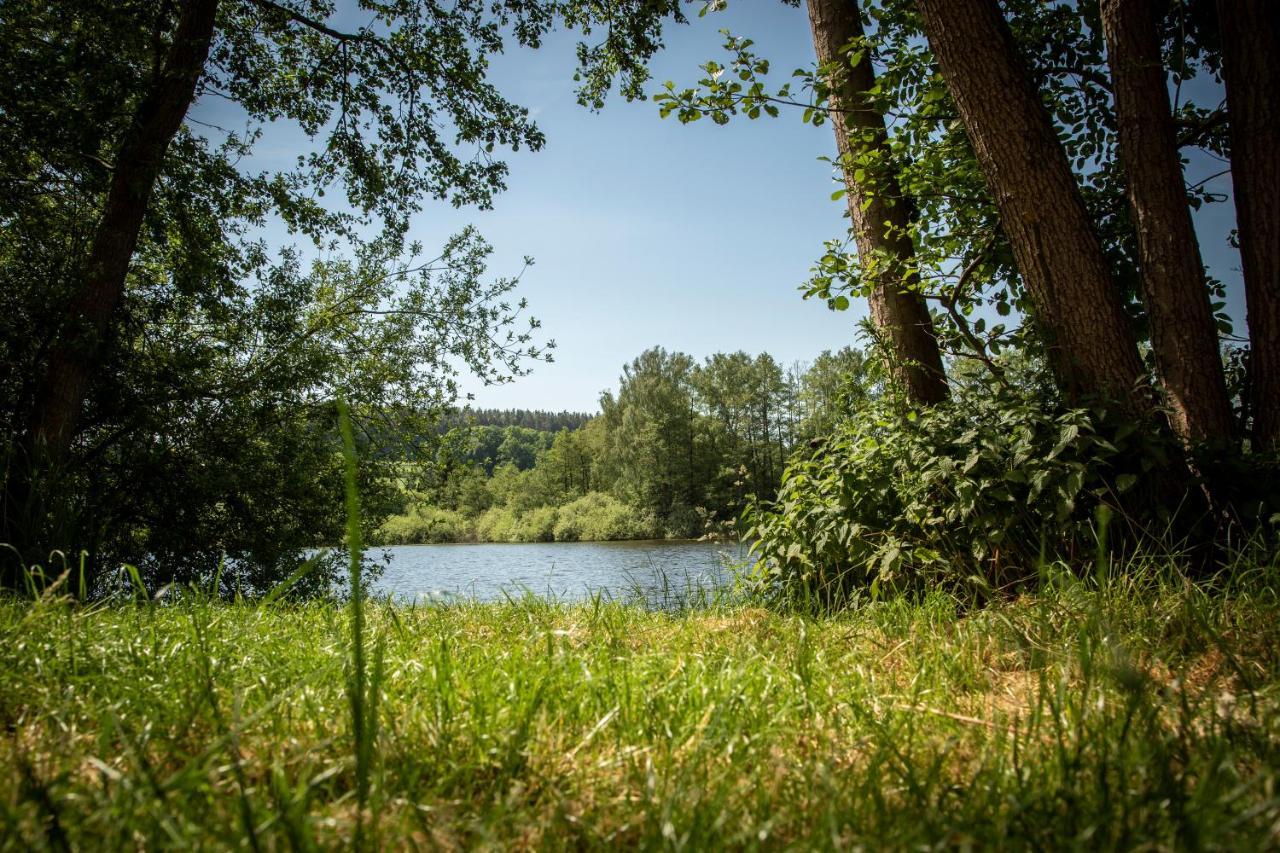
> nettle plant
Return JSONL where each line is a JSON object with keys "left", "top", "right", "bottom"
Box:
{"left": 742, "top": 375, "right": 1181, "bottom": 602}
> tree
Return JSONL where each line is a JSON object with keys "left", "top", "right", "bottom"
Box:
{"left": 748, "top": 353, "right": 789, "bottom": 488}
{"left": 25, "top": 0, "right": 218, "bottom": 464}
{"left": 691, "top": 351, "right": 785, "bottom": 507}
{"left": 550, "top": 429, "right": 596, "bottom": 496}
{"left": 0, "top": 0, "right": 687, "bottom": 585}
{"left": 798, "top": 347, "right": 870, "bottom": 437}
{"left": 805, "top": 0, "right": 948, "bottom": 406}
{"left": 14, "top": 226, "right": 546, "bottom": 590}
{"left": 1217, "top": 0, "right": 1279, "bottom": 449}
{"left": 1101, "top": 0, "right": 1234, "bottom": 444}
{"left": 914, "top": 0, "right": 1150, "bottom": 413}
{"left": 497, "top": 427, "right": 553, "bottom": 471}
{"left": 602, "top": 348, "right": 703, "bottom": 530}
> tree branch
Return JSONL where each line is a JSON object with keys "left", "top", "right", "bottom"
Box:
{"left": 939, "top": 234, "right": 1011, "bottom": 389}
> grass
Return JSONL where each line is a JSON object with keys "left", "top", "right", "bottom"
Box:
{"left": 3, "top": 418, "right": 1277, "bottom": 848}
{"left": 0, "top": 557, "right": 1278, "bottom": 850}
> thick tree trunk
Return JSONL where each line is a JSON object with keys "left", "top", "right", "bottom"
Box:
{"left": 25, "top": 0, "right": 219, "bottom": 464}
{"left": 1217, "top": 0, "right": 1280, "bottom": 450}
{"left": 1101, "top": 0, "right": 1234, "bottom": 444}
{"left": 805, "top": 0, "right": 949, "bottom": 407}
{"left": 915, "top": 0, "right": 1149, "bottom": 412}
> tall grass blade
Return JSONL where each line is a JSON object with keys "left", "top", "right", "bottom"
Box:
{"left": 338, "top": 397, "right": 372, "bottom": 850}
{"left": 260, "top": 555, "right": 321, "bottom": 608}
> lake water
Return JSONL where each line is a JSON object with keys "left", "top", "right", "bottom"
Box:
{"left": 368, "top": 540, "right": 749, "bottom": 606}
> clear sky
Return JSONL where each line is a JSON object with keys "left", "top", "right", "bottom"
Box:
{"left": 193, "top": 3, "right": 1244, "bottom": 415}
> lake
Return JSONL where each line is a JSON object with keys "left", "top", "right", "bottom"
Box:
{"left": 368, "top": 539, "right": 749, "bottom": 606}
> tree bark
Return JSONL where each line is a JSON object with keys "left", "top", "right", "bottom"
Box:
{"left": 25, "top": 0, "right": 219, "bottom": 464}
{"left": 805, "top": 0, "right": 949, "bottom": 407}
{"left": 915, "top": 0, "right": 1150, "bottom": 413}
{"left": 1101, "top": 0, "right": 1234, "bottom": 444}
{"left": 1217, "top": 0, "right": 1280, "bottom": 450}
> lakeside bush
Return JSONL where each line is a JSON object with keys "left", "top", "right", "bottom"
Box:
{"left": 472, "top": 494, "right": 660, "bottom": 543}
{"left": 746, "top": 385, "right": 1280, "bottom": 603}
{"left": 514, "top": 505, "right": 559, "bottom": 542}
{"left": 553, "top": 491, "right": 657, "bottom": 541}
{"left": 474, "top": 505, "right": 516, "bottom": 541}
{"left": 474, "top": 503, "right": 557, "bottom": 542}
{"left": 374, "top": 505, "right": 474, "bottom": 545}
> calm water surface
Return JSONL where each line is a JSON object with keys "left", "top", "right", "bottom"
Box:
{"left": 368, "top": 540, "right": 747, "bottom": 605}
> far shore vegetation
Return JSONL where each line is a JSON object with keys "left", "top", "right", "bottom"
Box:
{"left": 375, "top": 347, "right": 865, "bottom": 546}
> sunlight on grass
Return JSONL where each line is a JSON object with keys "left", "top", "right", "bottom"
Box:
{"left": 1, "top": 557, "right": 1278, "bottom": 849}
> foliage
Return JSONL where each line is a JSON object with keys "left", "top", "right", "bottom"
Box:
{"left": 374, "top": 505, "right": 474, "bottom": 545}
{"left": 474, "top": 503, "right": 557, "bottom": 543}
{"left": 0, "top": 225, "right": 546, "bottom": 594}
{"left": 445, "top": 407, "right": 595, "bottom": 432}
{"left": 553, "top": 492, "right": 654, "bottom": 541}
{"left": 473, "top": 504, "right": 519, "bottom": 542}
{"left": 650, "top": 0, "right": 1280, "bottom": 586}
{"left": 654, "top": 0, "right": 1239, "bottom": 409}
{"left": 743, "top": 370, "right": 1273, "bottom": 601}
{"left": 3, "top": 558, "right": 1279, "bottom": 846}
{"left": 382, "top": 344, "right": 872, "bottom": 543}
{"left": 0, "top": 0, "right": 695, "bottom": 590}
{"left": 468, "top": 495, "right": 658, "bottom": 544}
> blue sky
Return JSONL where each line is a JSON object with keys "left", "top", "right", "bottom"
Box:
{"left": 194, "top": 2, "right": 1244, "bottom": 414}
{"left": 417, "top": 3, "right": 863, "bottom": 412}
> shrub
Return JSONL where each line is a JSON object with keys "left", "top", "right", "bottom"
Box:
{"left": 661, "top": 502, "right": 701, "bottom": 539}
{"left": 475, "top": 505, "right": 518, "bottom": 542}
{"left": 374, "top": 506, "right": 473, "bottom": 545}
{"left": 743, "top": 387, "right": 1203, "bottom": 601}
{"left": 511, "top": 506, "right": 559, "bottom": 542}
{"left": 553, "top": 492, "right": 655, "bottom": 541}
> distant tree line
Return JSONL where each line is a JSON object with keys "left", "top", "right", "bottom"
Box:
{"left": 376, "top": 345, "right": 869, "bottom": 544}
{"left": 444, "top": 409, "right": 595, "bottom": 433}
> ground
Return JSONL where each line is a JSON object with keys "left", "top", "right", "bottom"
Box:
{"left": 1, "top": 562, "right": 1278, "bottom": 849}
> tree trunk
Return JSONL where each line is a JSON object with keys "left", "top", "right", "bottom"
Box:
{"left": 1101, "top": 0, "right": 1234, "bottom": 444}
{"left": 805, "top": 0, "right": 949, "bottom": 407}
{"left": 25, "top": 0, "right": 219, "bottom": 464}
{"left": 1217, "top": 0, "right": 1280, "bottom": 450}
{"left": 915, "top": 0, "right": 1150, "bottom": 412}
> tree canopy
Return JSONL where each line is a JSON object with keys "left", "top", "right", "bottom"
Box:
{"left": 0, "top": 0, "right": 689, "bottom": 591}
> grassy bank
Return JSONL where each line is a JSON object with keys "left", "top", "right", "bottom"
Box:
{"left": 2, "top": 563, "right": 1279, "bottom": 849}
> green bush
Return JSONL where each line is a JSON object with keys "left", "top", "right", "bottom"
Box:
{"left": 744, "top": 388, "right": 1202, "bottom": 601}
{"left": 553, "top": 492, "right": 655, "bottom": 541}
{"left": 661, "top": 501, "right": 702, "bottom": 539}
{"left": 475, "top": 504, "right": 561, "bottom": 542}
{"left": 475, "top": 505, "right": 518, "bottom": 542}
{"left": 374, "top": 506, "right": 473, "bottom": 545}
{"left": 512, "top": 505, "right": 559, "bottom": 542}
